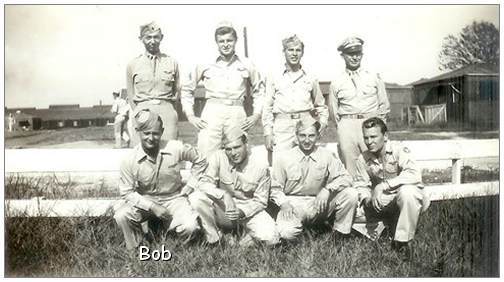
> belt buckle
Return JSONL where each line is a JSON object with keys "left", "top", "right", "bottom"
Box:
{"left": 357, "top": 114, "right": 364, "bottom": 119}
{"left": 290, "top": 113, "right": 301, "bottom": 119}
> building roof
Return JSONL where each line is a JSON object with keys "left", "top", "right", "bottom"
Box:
{"left": 410, "top": 63, "right": 499, "bottom": 86}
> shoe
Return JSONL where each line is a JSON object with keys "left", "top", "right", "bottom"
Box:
{"left": 393, "top": 241, "right": 413, "bottom": 262}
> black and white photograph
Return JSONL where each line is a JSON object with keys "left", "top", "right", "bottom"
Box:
{"left": 3, "top": 4, "right": 500, "bottom": 277}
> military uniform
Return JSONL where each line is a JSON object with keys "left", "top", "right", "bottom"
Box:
{"left": 126, "top": 22, "right": 181, "bottom": 144}
{"left": 181, "top": 54, "right": 265, "bottom": 158}
{"left": 262, "top": 66, "right": 328, "bottom": 152}
{"left": 328, "top": 37, "right": 390, "bottom": 176}
{"left": 111, "top": 95, "right": 131, "bottom": 148}
{"left": 193, "top": 147, "right": 279, "bottom": 246}
{"left": 270, "top": 145, "right": 358, "bottom": 240}
{"left": 113, "top": 140, "right": 208, "bottom": 250}
{"left": 353, "top": 141, "right": 429, "bottom": 242}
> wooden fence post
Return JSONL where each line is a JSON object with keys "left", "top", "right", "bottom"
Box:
{"left": 452, "top": 158, "right": 463, "bottom": 184}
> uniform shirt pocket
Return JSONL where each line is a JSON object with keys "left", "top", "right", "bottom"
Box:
{"left": 362, "top": 83, "right": 377, "bottom": 95}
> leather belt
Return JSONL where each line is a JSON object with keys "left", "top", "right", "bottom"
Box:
{"left": 274, "top": 111, "right": 311, "bottom": 119}
{"left": 136, "top": 99, "right": 175, "bottom": 105}
{"left": 206, "top": 98, "right": 243, "bottom": 106}
{"left": 340, "top": 113, "right": 373, "bottom": 119}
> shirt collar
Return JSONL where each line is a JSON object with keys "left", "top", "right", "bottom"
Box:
{"left": 216, "top": 53, "right": 239, "bottom": 64}
{"left": 144, "top": 52, "right": 162, "bottom": 60}
{"left": 134, "top": 144, "right": 170, "bottom": 164}
{"left": 283, "top": 63, "right": 305, "bottom": 74}
{"left": 363, "top": 141, "right": 393, "bottom": 164}
{"left": 345, "top": 68, "right": 361, "bottom": 76}
{"left": 294, "top": 146, "right": 319, "bottom": 163}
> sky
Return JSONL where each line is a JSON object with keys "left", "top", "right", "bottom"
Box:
{"left": 4, "top": 4, "right": 499, "bottom": 109}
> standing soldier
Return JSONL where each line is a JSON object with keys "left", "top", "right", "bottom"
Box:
{"left": 353, "top": 117, "right": 429, "bottom": 260}
{"left": 328, "top": 37, "right": 390, "bottom": 176}
{"left": 270, "top": 116, "right": 358, "bottom": 241}
{"left": 111, "top": 91, "right": 131, "bottom": 148}
{"left": 181, "top": 21, "right": 265, "bottom": 158}
{"left": 262, "top": 35, "right": 328, "bottom": 163}
{"left": 193, "top": 125, "right": 280, "bottom": 247}
{"left": 7, "top": 113, "right": 15, "bottom": 132}
{"left": 113, "top": 109, "right": 209, "bottom": 274}
{"left": 126, "top": 22, "right": 181, "bottom": 145}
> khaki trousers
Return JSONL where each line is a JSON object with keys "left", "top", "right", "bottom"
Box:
{"left": 189, "top": 192, "right": 280, "bottom": 246}
{"left": 336, "top": 118, "right": 368, "bottom": 176}
{"left": 197, "top": 103, "right": 247, "bottom": 158}
{"left": 113, "top": 193, "right": 200, "bottom": 250}
{"left": 276, "top": 188, "right": 359, "bottom": 241}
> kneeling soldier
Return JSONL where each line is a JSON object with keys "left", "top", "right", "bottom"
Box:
{"left": 353, "top": 117, "right": 429, "bottom": 260}
{"left": 194, "top": 125, "right": 280, "bottom": 247}
{"left": 114, "top": 109, "right": 208, "bottom": 252}
{"left": 271, "top": 116, "right": 358, "bottom": 241}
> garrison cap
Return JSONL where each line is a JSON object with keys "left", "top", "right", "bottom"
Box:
{"left": 134, "top": 109, "right": 162, "bottom": 131}
{"left": 139, "top": 21, "right": 162, "bottom": 38}
{"left": 282, "top": 34, "right": 304, "bottom": 49}
{"left": 222, "top": 124, "right": 247, "bottom": 145}
{"left": 216, "top": 20, "right": 234, "bottom": 30}
{"left": 338, "top": 37, "right": 364, "bottom": 53}
{"left": 295, "top": 115, "right": 320, "bottom": 133}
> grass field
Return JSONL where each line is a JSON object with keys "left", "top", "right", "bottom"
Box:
{"left": 5, "top": 196, "right": 499, "bottom": 277}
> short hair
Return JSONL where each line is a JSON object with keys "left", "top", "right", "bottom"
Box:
{"left": 362, "top": 117, "right": 387, "bottom": 134}
{"left": 282, "top": 35, "right": 304, "bottom": 51}
{"left": 295, "top": 120, "right": 321, "bottom": 134}
{"left": 215, "top": 26, "right": 237, "bottom": 41}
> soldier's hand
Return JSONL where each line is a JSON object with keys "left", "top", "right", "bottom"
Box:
{"left": 314, "top": 188, "right": 330, "bottom": 214}
{"left": 279, "top": 202, "right": 296, "bottom": 221}
{"left": 225, "top": 209, "right": 244, "bottom": 221}
{"left": 264, "top": 135, "right": 274, "bottom": 151}
{"left": 319, "top": 123, "right": 328, "bottom": 137}
{"left": 241, "top": 114, "right": 260, "bottom": 131}
{"left": 188, "top": 116, "right": 207, "bottom": 130}
{"left": 151, "top": 203, "right": 171, "bottom": 221}
{"left": 223, "top": 192, "right": 237, "bottom": 212}
{"left": 371, "top": 184, "right": 385, "bottom": 212}
{"left": 180, "top": 185, "right": 194, "bottom": 196}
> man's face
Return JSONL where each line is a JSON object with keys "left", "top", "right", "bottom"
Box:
{"left": 224, "top": 138, "right": 247, "bottom": 166}
{"left": 363, "top": 126, "right": 387, "bottom": 153}
{"left": 216, "top": 33, "right": 237, "bottom": 58}
{"left": 141, "top": 31, "right": 163, "bottom": 55}
{"left": 284, "top": 42, "right": 304, "bottom": 66}
{"left": 342, "top": 51, "right": 363, "bottom": 71}
{"left": 296, "top": 125, "right": 319, "bottom": 153}
{"left": 139, "top": 120, "right": 163, "bottom": 151}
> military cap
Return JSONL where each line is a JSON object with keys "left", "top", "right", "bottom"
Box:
{"left": 222, "top": 124, "right": 247, "bottom": 145}
{"left": 139, "top": 21, "right": 162, "bottom": 38}
{"left": 337, "top": 36, "right": 364, "bottom": 53}
{"left": 134, "top": 109, "right": 162, "bottom": 131}
{"left": 295, "top": 115, "right": 320, "bottom": 133}
{"left": 282, "top": 34, "right": 304, "bottom": 50}
{"left": 216, "top": 20, "right": 234, "bottom": 30}
{"left": 112, "top": 91, "right": 120, "bottom": 97}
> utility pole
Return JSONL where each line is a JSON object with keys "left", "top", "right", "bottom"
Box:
{"left": 243, "top": 27, "right": 249, "bottom": 58}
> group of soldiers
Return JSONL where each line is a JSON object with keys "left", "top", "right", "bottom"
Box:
{"left": 112, "top": 20, "right": 430, "bottom": 269}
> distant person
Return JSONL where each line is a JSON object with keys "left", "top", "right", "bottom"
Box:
{"left": 270, "top": 116, "right": 358, "bottom": 241}
{"left": 111, "top": 91, "right": 131, "bottom": 148}
{"left": 181, "top": 21, "right": 265, "bottom": 158}
{"left": 353, "top": 117, "right": 429, "bottom": 261}
{"left": 126, "top": 22, "right": 181, "bottom": 145}
{"left": 328, "top": 37, "right": 390, "bottom": 176}
{"left": 194, "top": 124, "right": 280, "bottom": 247}
{"left": 113, "top": 109, "right": 209, "bottom": 274}
{"left": 7, "top": 113, "right": 15, "bottom": 132}
{"left": 262, "top": 35, "right": 328, "bottom": 164}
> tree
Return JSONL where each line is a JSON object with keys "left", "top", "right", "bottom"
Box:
{"left": 438, "top": 21, "right": 499, "bottom": 71}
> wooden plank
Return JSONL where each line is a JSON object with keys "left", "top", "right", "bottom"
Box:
{"left": 5, "top": 182, "right": 499, "bottom": 217}
{"left": 5, "top": 140, "right": 498, "bottom": 173}
{"left": 451, "top": 159, "right": 463, "bottom": 184}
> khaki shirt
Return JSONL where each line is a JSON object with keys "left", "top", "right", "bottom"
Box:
{"left": 197, "top": 150, "right": 270, "bottom": 219}
{"left": 126, "top": 53, "right": 181, "bottom": 104}
{"left": 271, "top": 146, "right": 353, "bottom": 206}
{"left": 328, "top": 68, "right": 390, "bottom": 118}
{"left": 262, "top": 66, "right": 329, "bottom": 136}
{"left": 111, "top": 97, "right": 131, "bottom": 117}
{"left": 119, "top": 140, "right": 207, "bottom": 211}
{"left": 353, "top": 141, "right": 423, "bottom": 200}
{"left": 181, "top": 54, "right": 265, "bottom": 117}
